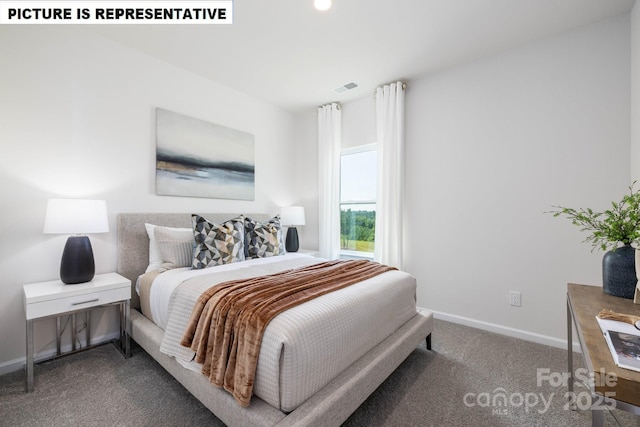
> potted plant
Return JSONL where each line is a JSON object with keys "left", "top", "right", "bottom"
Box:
{"left": 549, "top": 182, "right": 640, "bottom": 299}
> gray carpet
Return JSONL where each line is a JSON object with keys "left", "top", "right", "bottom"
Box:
{"left": 1, "top": 319, "right": 638, "bottom": 426}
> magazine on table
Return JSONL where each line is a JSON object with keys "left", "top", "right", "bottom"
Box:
{"left": 595, "top": 316, "right": 640, "bottom": 372}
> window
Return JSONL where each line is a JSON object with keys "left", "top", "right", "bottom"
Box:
{"left": 340, "top": 144, "right": 376, "bottom": 258}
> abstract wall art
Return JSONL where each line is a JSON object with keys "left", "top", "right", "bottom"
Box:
{"left": 155, "top": 108, "right": 255, "bottom": 200}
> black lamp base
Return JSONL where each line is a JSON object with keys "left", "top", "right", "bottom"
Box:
{"left": 60, "top": 236, "right": 95, "bottom": 284}
{"left": 285, "top": 227, "right": 299, "bottom": 252}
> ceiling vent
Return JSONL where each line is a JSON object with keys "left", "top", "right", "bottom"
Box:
{"left": 334, "top": 82, "right": 358, "bottom": 94}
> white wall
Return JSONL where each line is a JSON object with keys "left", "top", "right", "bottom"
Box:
{"left": 0, "top": 26, "right": 299, "bottom": 372}
{"left": 342, "top": 96, "right": 376, "bottom": 149}
{"left": 408, "top": 14, "right": 630, "bottom": 343}
{"left": 291, "top": 110, "right": 319, "bottom": 250}
{"left": 342, "top": 14, "right": 631, "bottom": 346}
{"left": 631, "top": 1, "right": 640, "bottom": 180}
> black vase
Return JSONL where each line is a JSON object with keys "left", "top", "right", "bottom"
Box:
{"left": 602, "top": 245, "right": 637, "bottom": 299}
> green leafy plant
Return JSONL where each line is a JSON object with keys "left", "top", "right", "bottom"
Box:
{"left": 548, "top": 182, "right": 640, "bottom": 251}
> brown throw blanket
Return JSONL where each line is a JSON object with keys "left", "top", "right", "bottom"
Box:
{"left": 180, "top": 259, "right": 396, "bottom": 407}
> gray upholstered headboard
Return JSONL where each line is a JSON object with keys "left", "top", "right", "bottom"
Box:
{"left": 116, "top": 212, "right": 273, "bottom": 309}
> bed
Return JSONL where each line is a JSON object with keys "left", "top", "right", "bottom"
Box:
{"left": 117, "top": 212, "right": 433, "bottom": 426}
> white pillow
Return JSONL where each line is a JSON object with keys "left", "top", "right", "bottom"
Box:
{"left": 144, "top": 223, "right": 191, "bottom": 272}
{"left": 154, "top": 226, "right": 194, "bottom": 271}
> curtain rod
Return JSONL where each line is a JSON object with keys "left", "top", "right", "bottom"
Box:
{"left": 318, "top": 102, "right": 341, "bottom": 110}
{"left": 373, "top": 81, "right": 407, "bottom": 97}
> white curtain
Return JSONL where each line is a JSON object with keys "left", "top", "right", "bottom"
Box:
{"left": 374, "top": 82, "right": 405, "bottom": 269}
{"left": 318, "top": 103, "right": 341, "bottom": 260}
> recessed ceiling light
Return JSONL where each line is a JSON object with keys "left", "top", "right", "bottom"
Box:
{"left": 314, "top": 0, "right": 331, "bottom": 11}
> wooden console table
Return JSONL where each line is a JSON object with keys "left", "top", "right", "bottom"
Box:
{"left": 567, "top": 283, "right": 640, "bottom": 426}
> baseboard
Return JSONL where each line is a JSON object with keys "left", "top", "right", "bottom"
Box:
{"left": 420, "top": 307, "right": 582, "bottom": 354}
{"left": 0, "top": 331, "right": 121, "bottom": 376}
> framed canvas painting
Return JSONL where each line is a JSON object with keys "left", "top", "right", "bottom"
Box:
{"left": 155, "top": 108, "right": 255, "bottom": 200}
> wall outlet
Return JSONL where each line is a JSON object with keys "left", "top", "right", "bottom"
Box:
{"left": 509, "top": 291, "right": 521, "bottom": 307}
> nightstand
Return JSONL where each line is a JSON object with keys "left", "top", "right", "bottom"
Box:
{"left": 296, "top": 248, "right": 321, "bottom": 257}
{"left": 23, "top": 272, "right": 131, "bottom": 392}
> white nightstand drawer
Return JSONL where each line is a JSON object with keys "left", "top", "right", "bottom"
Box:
{"left": 25, "top": 286, "right": 130, "bottom": 319}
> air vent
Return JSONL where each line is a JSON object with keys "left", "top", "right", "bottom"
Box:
{"left": 333, "top": 82, "right": 359, "bottom": 94}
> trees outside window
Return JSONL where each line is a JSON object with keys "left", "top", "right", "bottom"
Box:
{"left": 340, "top": 144, "right": 376, "bottom": 257}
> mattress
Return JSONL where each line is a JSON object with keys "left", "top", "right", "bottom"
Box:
{"left": 140, "top": 253, "right": 418, "bottom": 412}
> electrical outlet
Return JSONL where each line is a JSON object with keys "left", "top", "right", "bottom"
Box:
{"left": 509, "top": 291, "right": 521, "bottom": 307}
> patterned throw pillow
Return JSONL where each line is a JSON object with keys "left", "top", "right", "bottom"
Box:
{"left": 191, "top": 215, "right": 245, "bottom": 269}
{"left": 244, "top": 215, "right": 284, "bottom": 259}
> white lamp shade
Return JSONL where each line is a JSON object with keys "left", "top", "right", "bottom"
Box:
{"left": 43, "top": 199, "right": 109, "bottom": 234}
{"left": 281, "top": 206, "right": 306, "bottom": 226}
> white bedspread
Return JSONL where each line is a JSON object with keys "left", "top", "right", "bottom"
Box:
{"left": 151, "top": 254, "right": 418, "bottom": 412}
{"left": 149, "top": 254, "right": 313, "bottom": 329}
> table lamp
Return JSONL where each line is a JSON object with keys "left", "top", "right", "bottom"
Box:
{"left": 281, "top": 206, "right": 306, "bottom": 252}
{"left": 43, "top": 199, "right": 109, "bottom": 284}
